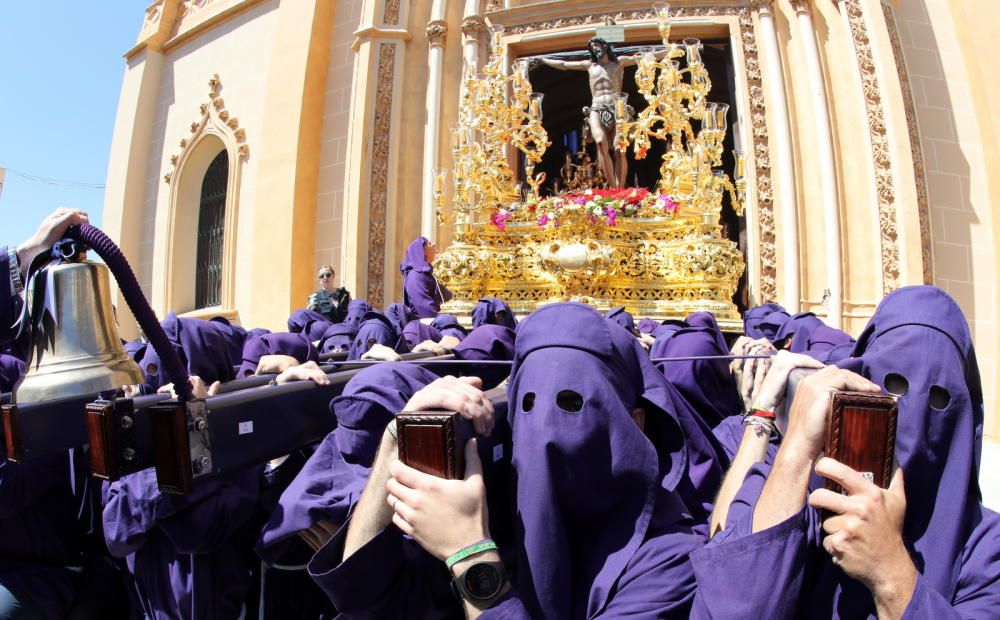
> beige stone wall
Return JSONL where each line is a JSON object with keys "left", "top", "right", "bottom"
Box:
{"left": 892, "top": 0, "right": 999, "bottom": 436}
{"left": 150, "top": 1, "right": 279, "bottom": 315}
{"left": 314, "top": 0, "right": 364, "bottom": 291}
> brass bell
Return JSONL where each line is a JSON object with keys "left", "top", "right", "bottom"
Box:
{"left": 14, "top": 259, "right": 143, "bottom": 403}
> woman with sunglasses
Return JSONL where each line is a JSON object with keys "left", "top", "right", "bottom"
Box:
{"left": 308, "top": 265, "right": 352, "bottom": 324}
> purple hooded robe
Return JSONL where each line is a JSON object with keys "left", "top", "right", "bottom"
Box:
{"left": 102, "top": 467, "right": 260, "bottom": 619}
{"left": 384, "top": 303, "right": 415, "bottom": 339}
{"left": 137, "top": 313, "right": 237, "bottom": 391}
{"left": 773, "top": 311, "right": 826, "bottom": 352}
{"left": 400, "top": 237, "right": 452, "bottom": 319}
{"left": 288, "top": 309, "right": 335, "bottom": 342}
{"left": 743, "top": 303, "right": 787, "bottom": 340}
{"left": 306, "top": 304, "right": 714, "bottom": 618}
{"left": 692, "top": 286, "right": 1000, "bottom": 619}
{"left": 257, "top": 363, "right": 443, "bottom": 566}
{"left": 348, "top": 312, "right": 404, "bottom": 360}
{"left": 471, "top": 297, "right": 518, "bottom": 330}
{"left": 655, "top": 324, "right": 743, "bottom": 428}
{"left": 636, "top": 317, "right": 660, "bottom": 335}
{"left": 401, "top": 319, "right": 443, "bottom": 352}
{"left": 318, "top": 323, "right": 356, "bottom": 356}
{"left": 237, "top": 332, "right": 320, "bottom": 378}
{"left": 342, "top": 300, "right": 373, "bottom": 334}
{"left": 431, "top": 313, "right": 468, "bottom": 341}
{"left": 604, "top": 307, "right": 636, "bottom": 333}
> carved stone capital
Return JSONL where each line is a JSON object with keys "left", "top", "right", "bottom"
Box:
{"left": 790, "top": 0, "right": 812, "bottom": 15}
{"left": 462, "top": 16, "right": 487, "bottom": 36}
{"left": 426, "top": 20, "right": 448, "bottom": 46}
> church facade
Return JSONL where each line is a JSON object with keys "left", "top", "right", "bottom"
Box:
{"left": 102, "top": 0, "right": 1000, "bottom": 436}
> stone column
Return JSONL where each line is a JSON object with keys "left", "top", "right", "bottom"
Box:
{"left": 792, "top": 0, "right": 843, "bottom": 328}
{"left": 756, "top": 0, "right": 800, "bottom": 312}
{"left": 421, "top": 1, "right": 449, "bottom": 241}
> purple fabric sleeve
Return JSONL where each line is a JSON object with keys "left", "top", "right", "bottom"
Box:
{"left": 308, "top": 519, "right": 458, "bottom": 618}
{"left": 692, "top": 509, "right": 808, "bottom": 619}
{"left": 103, "top": 467, "right": 259, "bottom": 558}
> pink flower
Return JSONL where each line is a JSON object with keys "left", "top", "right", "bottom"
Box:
{"left": 537, "top": 213, "right": 550, "bottom": 227}
{"left": 604, "top": 207, "right": 618, "bottom": 227}
{"left": 492, "top": 210, "right": 511, "bottom": 231}
{"left": 658, "top": 195, "right": 680, "bottom": 214}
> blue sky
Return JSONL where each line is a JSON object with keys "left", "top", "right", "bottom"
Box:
{"left": 0, "top": 3, "right": 140, "bottom": 247}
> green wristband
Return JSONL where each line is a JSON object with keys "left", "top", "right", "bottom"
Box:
{"left": 445, "top": 539, "right": 498, "bottom": 570}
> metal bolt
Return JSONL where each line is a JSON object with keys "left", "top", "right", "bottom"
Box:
{"left": 120, "top": 416, "right": 133, "bottom": 430}
{"left": 122, "top": 448, "right": 136, "bottom": 462}
{"left": 193, "top": 418, "right": 207, "bottom": 432}
{"left": 193, "top": 455, "right": 210, "bottom": 474}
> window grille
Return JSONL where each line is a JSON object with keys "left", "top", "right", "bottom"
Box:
{"left": 195, "top": 150, "right": 228, "bottom": 309}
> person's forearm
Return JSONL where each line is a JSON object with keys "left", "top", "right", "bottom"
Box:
{"left": 752, "top": 435, "right": 814, "bottom": 532}
{"left": 343, "top": 431, "right": 397, "bottom": 560}
{"left": 711, "top": 424, "right": 771, "bottom": 537}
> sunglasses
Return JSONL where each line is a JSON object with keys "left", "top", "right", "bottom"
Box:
{"left": 319, "top": 273, "right": 333, "bottom": 279}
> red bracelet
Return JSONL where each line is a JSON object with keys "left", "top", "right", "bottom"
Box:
{"left": 749, "top": 408, "right": 775, "bottom": 419}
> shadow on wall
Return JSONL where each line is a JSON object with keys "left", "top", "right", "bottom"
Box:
{"left": 895, "top": 1, "right": 975, "bottom": 326}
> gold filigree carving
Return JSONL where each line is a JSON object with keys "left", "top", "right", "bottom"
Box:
{"left": 383, "top": 0, "right": 400, "bottom": 26}
{"left": 845, "top": 0, "right": 899, "bottom": 293}
{"left": 163, "top": 74, "right": 249, "bottom": 184}
{"left": 503, "top": 5, "right": 778, "bottom": 302}
{"left": 367, "top": 43, "right": 397, "bottom": 303}
{"left": 881, "top": 1, "right": 933, "bottom": 283}
{"left": 426, "top": 20, "right": 448, "bottom": 46}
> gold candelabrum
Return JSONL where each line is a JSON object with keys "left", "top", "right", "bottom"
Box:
{"left": 615, "top": 3, "right": 746, "bottom": 220}
{"left": 433, "top": 5, "right": 747, "bottom": 327}
{"left": 434, "top": 24, "right": 550, "bottom": 236}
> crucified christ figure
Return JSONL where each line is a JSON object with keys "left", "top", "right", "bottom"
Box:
{"left": 540, "top": 38, "right": 641, "bottom": 188}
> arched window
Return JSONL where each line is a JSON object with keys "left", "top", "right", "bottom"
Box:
{"left": 195, "top": 150, "right": 228, "bottom": 309}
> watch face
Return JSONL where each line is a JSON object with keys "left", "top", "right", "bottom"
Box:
{"left": 464, "top": 563, "right": 503, "bottom": 600}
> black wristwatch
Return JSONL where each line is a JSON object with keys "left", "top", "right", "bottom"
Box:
{"left": 451, "top": 561, "right": 507, "bottom": 603}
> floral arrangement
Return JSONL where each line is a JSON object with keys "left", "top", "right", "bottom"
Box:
{"left": 490, "top": 187, "right": 681, "bottom": 231}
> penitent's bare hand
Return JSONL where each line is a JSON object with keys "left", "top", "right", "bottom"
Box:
{"left": 403, "top": 375, "right": 494, "bottom": 437}
{"left": 751, "top": 350, "right": 825, "bottom": 412}
{"left": 783, "top": 367, "right": 880, "bottom": 460}
{"left": 412, "top": 340, "right": 450, "bottom": 355}
{"left": 157, "top": 375, "right": 220, "bottom": 399}
{"left": 810, "top": 461, "right": 915, "bottom": 618}
{"left": 386, "top": 439, "right": 489, "bottom": 561}
{"left": 255, "top": 354, "right": 300, "bottom": 375}
{"left": 361, "top": 343, "right": 402, "bottom": 362}
{"left": 275, "top": 360, "right": 330, "bottom": 386}
{"left": 16, "top": 207, "right": 89, "bottom": 277}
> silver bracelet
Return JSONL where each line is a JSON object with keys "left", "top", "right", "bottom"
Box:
{"left": 743, "top": 414, "right": 778, "bottom": 438}
{"left": 7, "top": 247, "right": 23, "bottom": 295}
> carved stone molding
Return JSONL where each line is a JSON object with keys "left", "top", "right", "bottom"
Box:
{"left": 485, "top": 0, "right": 504, "bottom": 12}
{"left": 844, "top": 0, "right": 899, "bottom": 293}
{"left": 178, "top": 0, "right": 219, "bottom": 20}
{"left": 144, "top": 0, "right": 165, "bottom": 27}
{"left": 163, "top": 74, "right": 248, "bottom": 184}
{"left": 367, "top": 43, "right": 397, "bottom": 303}
{"left": 383, "top": 0, "right": 401, "bottom": 26}
{"left": 881, "top": 2, "right": 933, "bottom": 283}
{"left": 426, "top": 20, "right": 448, "bottom": 46}
{"left": 502, "top": 4, "right": 777, "bottom": 301}
{"left": 462, "top": 16, "right": 487, "bottom": 36}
